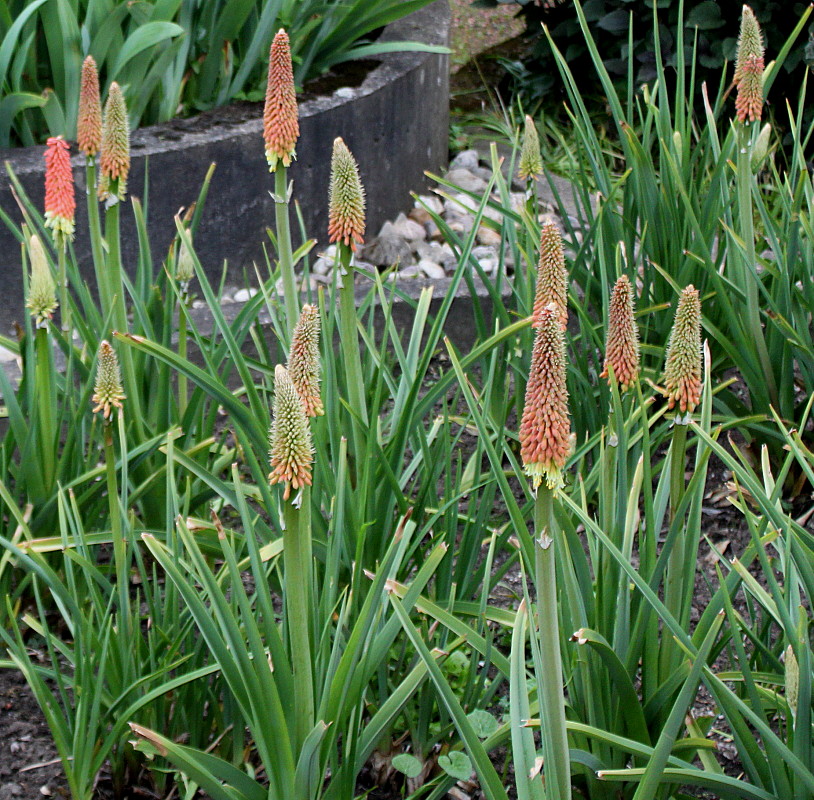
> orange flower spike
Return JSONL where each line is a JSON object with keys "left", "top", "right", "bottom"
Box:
{"left": 268, "top": 364, "right": 314, "bottom": 500}
{"left": 77, "top": 55, "right": 102, "bottom": 157}
{"left": 327, "top": 137, "right": 366, "bottom": 251}
{"left": 734, "top": 5, "right": 764, "bottom": 124}
{"left": 287, "top": 304, "right": 323, "bottom": 417}
{"left": 44, "top": 137, "right": 76, "bottom": 243}
{"left": 263, "top": 29, "right": 299, "bottom": 172}
{"left": 661, "top": 285, "right": 702, "bottom": 416}
{"left": 520, "top": 303, "right": 572, "bottom": 490}
{"left": 531, "top": 221, "right": 568, "bottom": 330}
{"left": 98, "top": 82, "right": 130, "bottom": 203}
{"left": 600, "top": 274, "right": 640, "bottom": 390}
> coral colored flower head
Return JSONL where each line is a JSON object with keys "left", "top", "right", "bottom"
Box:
{"left": 287, "top": 304, "right": 323, "bottom": 417}
{"left": 263, "top": 29, "right": 299, "bottom": 171}
{"left": 98, "top": 82, "right": 130, "bottom": 204}
{"left": 78, "top": 55, "right": 102, "bottom": 157}
{"left": 327, "top": 137, "right": 365, "bottom": 251}
{"left": 517, "top": 114, "right": 543, "bottom": 182}
{"left": 268, "top": 364, "right": 313, "bottom": 500}
{"left": 26, "top": 235, "right": 57, "bottom": 327}
{"left": 734, "top": 5, "right": 764, "bottom": 123}
{"left": 661, "top": 285, "right": 702, "bottom": 417}
{"left": 600, "top": 274, "right": 640, "bottom": 390}
{"left": 44, "top": 137, "right": 75, "bottom": 244}
{"left": 92, "top": 340, "right": 126, "bottom": 419}
{"left": 532, "top": 222, "right": 568, "bottom": 330}
{"left": 520, "top": 303, "right": 572, "bottom": 490}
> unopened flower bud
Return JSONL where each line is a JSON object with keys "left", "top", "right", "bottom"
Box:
{"left": 263, "top": 29, "right": 299, "bottom": 172}
{"left": 92, "top": 340, "right": 126, "bottom": 419}
{"left": 532, "top": 222, "right": 568, "bottom": 330}
{"left": 734, "top": 6, "right": 764, "bottom": 124}
{"left": 78, "top": 55, "right": 102, "bottom": 157}
{"left": 520, "top": 303, "right": 572, "bottom": 490}
{"left": 26, "top": 235, "right": 57, "bottom": 327}
{"left": 287, "top": 304, "right": 323, "bottom": 417}
{"left": 661, "top": 285, "right": 702, "bottom": 416}
{"left": 601, "top": 274, "right": 640, "bottom": 390}
{"left": 327, "top": 137, "right": 365, "bottom": 251}
{"left": 517, "top": 115, "right": 543, "bottom": 182}
{"left": 44, "top": 137, "right": 75, "bottom": 243}
{"left": 98, "top": 82, "right": 130, "bottom": 203}
{"left": 786, "top": 644, "right": 799, "bottom": 723}
{"left": 268, "top": 364, "right": 313, "bottom": 500}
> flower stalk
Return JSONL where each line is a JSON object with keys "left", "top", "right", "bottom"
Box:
{"left": 520, "top": 304, "right": 572, "bottom": 799}
{"left": 268, "top": 364, "right": 314, "bottom": 751}
{"left": 264, "top": 30, "right": 300, "bottom": 339}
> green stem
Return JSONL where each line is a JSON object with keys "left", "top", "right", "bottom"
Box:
{"left": 57, "top": 244, "right": 69, "bottom": 332}
{"left": 283, "top": 488, "right": 314, "bottom": 753}
{"left": 534, "top": 485, "right": 571, "bottom": 800}
{"left": 104, "top": 418, "right": 130, "bottom": 639}
{"left": 337, "top": 242, "right": 368, "bottom": 460}
{"left": 35, "top": 326, "right": 56, "bottom": 493}
{"left": 178, "top": 293, "right": 188, "bottom": 419}
{"left": 736, "top": 123, "right": 779, "bottom": 411}
{"left": 274, "top": 167, "right": 299, "bottom": 341}
{"left": 86, "top": 159, "right": 105, "bottom": 306}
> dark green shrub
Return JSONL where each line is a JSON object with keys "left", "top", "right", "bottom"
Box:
{"left": 477, "top": 0, "right": 813, "bottom": 110}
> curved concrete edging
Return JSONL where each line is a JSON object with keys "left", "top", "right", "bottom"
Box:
{"left": 0, "top": 0, "right": 450, "bottom": 335}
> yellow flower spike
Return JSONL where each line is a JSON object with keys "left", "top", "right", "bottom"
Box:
{"left": 287, "top": 304, "right": 323, "bottom": 417}
{"left": 661, "top": 285, "right": 702, "bottom": 417}
{"left": 600, "top": 274, "right": 640, "bottom": 391}
{"left": 78, "top": 55, "right": 102, "bottom": 158}
{"left": 532, "top": 221, "right": 568, "bottom": 331}
{"left": 268, "top": 364, "right": 313, "bottom": 500}
{"left": 263, "top": 29, "right": 299, "bottom": 172}
{"left": 26, "top": 235, "right": 58, "bottom": 327}
{"left": 92, "top": 340, "right": 126, "bottom": 419}
{"left": 98, "top": 82, "right": 130, "bottom": 204}
{"left": 327, "top": 137, "right": 366, "bottom": 252}
{"left": 520, "top": 303, "right": 572, "bottom": 490}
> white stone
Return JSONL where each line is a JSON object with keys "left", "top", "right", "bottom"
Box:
{"left": 398, "top": 264, "right": 421, "bottom": 278}
{"left": 419, "top": 260, "right": 445, "bottom": 280}
{"left": 415, "top": 194, "right": 443, "bottom": 215}
{"left": 390, "top": 212, "right": 427, "bottom": 241}
{"left": 312, "top": 257, "right": 331, "bottom": 275}
{"left": 233, "top": 287, "right": 258, "bottom": 303}
{"left": 0, "top": 345, "right": 16, "bottom": 363}
{"left": 449, "top": 149, "right": 480, "bottom": 171}
{"left": 444, "top": 168, "right": 488, "bottom": 193}
{"left": 478, "top": 258, "right": 496, "bottom": 273}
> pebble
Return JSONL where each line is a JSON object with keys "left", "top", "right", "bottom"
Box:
{"left": 415, "top": 194, "right": 443, "bottom": 215}
{"left": 477, "top": 225, "right": 502, "bottom": 247}
{"left": 449, "top": 149, "right": 480, "bottom": 171}
{"left": 388, "top": 212, "right": 426, "bottom": 241}
{"left": 444, "top": 168, "right": 488, "bottom": 193}
{"left": 0, "top": 346, "right": 17, "bottom": 363}
{"left": 398, "top": 264, "right": 421, "bottom": 278}
{"left": 419, "top": 260, "right": 445, "bottom": 280}
{"left": 233, "top": 288, "right": 258, "bottom": 302}
{"left": 312, "top": 257, "right": 331, "bottom": 275}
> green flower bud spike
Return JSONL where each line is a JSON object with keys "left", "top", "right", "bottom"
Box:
{"left": 287, "top": 304, "right": 323, "bottom": 417}
{"left": 327, "top": 137, "right": 366, "bottom": 252}
{"left": 786, "top": 644, "right": 799, "bottom": 723}
{"left": 532, "top": 222, "right": 568, "bottom": 331}
{"left": 92, "top": 340, "right": 126, "bottom": 419}
{"left": 517, "top": 114, "right": 543, "bottom": 182}
{"left": 26, "top": 235, "right": 58, "bottom": 328}
{"left": 268, "top": 364, "right": 313, "bottom": 500}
